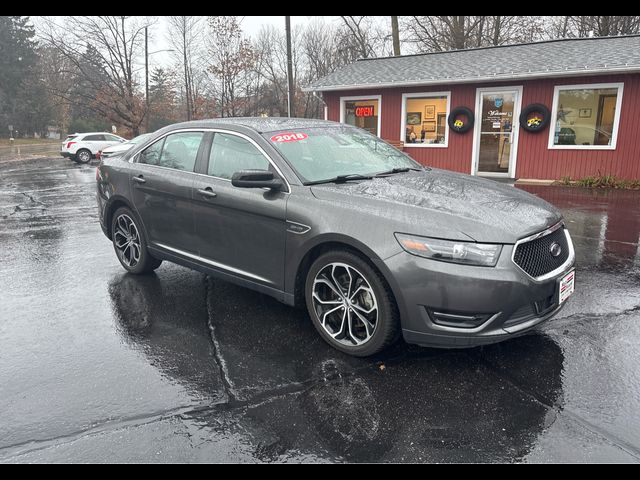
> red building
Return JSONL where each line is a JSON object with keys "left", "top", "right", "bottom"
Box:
{"left": 306, "top": 36, "right": 640, "bottom": 181}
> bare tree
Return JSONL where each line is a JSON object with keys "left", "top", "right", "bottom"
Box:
{"left": 167, "top": 16, "right": 207, "bottom": 121}
{"left": 405, "top": 16, "right": 485, "bottom": 52}
{"left": 551, "top": 16, "right": 640, "bottom": 38}
{"left": 207, "top": 16, "right": 256, "bottom": 118}
{"left": 338, "top": 16, "right": 390, "bottom": 59}
{"left": 404, "top": 16, "right": 545, "bottom": 52}
{"left": 39, "top": 16, "right": 150, "bottom": 136}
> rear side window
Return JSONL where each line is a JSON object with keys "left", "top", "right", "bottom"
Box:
{"left": 137, "top": 132, "right": 203, "bottom": 172}
{"left": 84, "top": 134, "right": 106, "bottom": 141}
{"left": 160, "top": 132, "right": 203, "bottom": 171}
{"left": 208, "top": 133, "right": 269, "bottom": 179}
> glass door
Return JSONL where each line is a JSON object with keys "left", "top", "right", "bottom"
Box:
{"left": 473, "top": 89, "right": 521, "bottom": 177}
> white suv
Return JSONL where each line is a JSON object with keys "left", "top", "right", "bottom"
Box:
{"left": 61, "top": 132, "right": 126, "bottom": 163}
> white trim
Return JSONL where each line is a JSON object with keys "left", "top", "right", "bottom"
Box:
{"left": 323, "top": 105, "right": 328, "bottom": 121}
{"left": 471, "top": 86, "right": 523, "bottom": 179}
{"left": 547, "top": 81, "right": 624, "bottom": 150}
{"left": 339, "top": 94, "right": 382, "bottom": 138}
{"left": 400, "top": 91, "right": 451, "bottom": 148}
{"left": 303, "top": 66, "right": 640, "bottom": 92}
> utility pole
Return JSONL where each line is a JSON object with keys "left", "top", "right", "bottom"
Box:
{"left": 285, "top": 16, "right": 295, "bottom": 118}
{"left": 145, "top": 26, "right": 149, "bottom": 132}
{"left": 391, "top": 16, "right": 401, "bottom": 56}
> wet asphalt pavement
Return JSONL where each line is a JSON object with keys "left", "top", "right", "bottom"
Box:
{"left": 1, "top": 157, "right": 639, "bottom": 463}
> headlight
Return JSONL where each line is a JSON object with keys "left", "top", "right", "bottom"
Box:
{"left": 395, "top": 233, "right": 502, "bottom": 267}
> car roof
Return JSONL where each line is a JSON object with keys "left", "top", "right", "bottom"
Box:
{"left": 162, "top": 117, "right": 342, "bottom": 134}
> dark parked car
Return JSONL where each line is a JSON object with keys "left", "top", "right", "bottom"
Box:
{"left": 96, "top": 118, "right": 575, "bottom": 356}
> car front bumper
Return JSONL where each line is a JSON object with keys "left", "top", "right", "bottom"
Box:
{"left": 376, "top": 241, "right": 575, "bottom": 348}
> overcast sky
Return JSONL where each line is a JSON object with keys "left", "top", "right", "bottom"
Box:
{"left": 150, "top": 16, "right": 345, "bottom": 68}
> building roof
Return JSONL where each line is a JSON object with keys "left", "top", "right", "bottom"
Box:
{"left": 305, "top": 35, "right": 640, "bottom": 92}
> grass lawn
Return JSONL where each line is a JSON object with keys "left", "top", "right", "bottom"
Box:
{"left": 0, "top": 138, "right": 60, "bottom": 146}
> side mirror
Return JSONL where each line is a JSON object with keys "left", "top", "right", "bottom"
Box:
{"left": 231, "top": 170, "right": 284, "bottom": 191}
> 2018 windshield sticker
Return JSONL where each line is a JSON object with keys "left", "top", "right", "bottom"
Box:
{"left": 270, "top": 132, "right": 308, "bottom": 143}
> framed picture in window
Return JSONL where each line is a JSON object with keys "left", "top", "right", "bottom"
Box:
{"left": 424, "top": 121, "right": 436, "bottom": 132}
{"left": 425, "top": 105, "right": 436, "bottom": 119}
{"left": 406, "top": 112, "right": 422, "bottom": 125}
{"left": 579, "top": 108, "right": 592, "bottom": 118}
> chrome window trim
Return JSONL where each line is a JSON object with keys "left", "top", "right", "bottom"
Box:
{"left": 129, "top": 127, "right": 291, "bottom": 193}
{"left": 154, "top": 242, "right": 272, "bottom": 285}
{"left": 511, "top": 222, "right": 575, "bottom": 283}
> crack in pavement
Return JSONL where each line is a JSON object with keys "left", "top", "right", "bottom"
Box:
{"left": 0, "top": 403, "right": 218, "bottom": 460}
{"left": 546, "top": 304, "right": 640, "bottom": 331}
{"left": 203, "top": 275, "right": 239, "bottom": 404}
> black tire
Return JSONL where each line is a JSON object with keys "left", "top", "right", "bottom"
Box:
{"left": 519, "top": 103, "right": 551, "bottom": 132}
{"left": 75, "top": 148, "right": 92, "bottom": 164}
{"left": 111, "top": 207, "right": 162, "bottom": 274}
{"left": 305, "top": 250, "right": 399, "bottom": 357}
{"left": 448, "top": 106, "right": 474, "bottom": 133}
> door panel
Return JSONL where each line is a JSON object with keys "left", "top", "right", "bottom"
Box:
{"left": 192, "top": 132, "right": 287, "bottom": 288}
{"left": 130, "top": 132, "right": 205, "bottom": 252}
{"left": 131, "top": 165, "right": 196, "bottom": 251}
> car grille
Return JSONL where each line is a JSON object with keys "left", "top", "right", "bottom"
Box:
{"left": 513, "top": 226, "right": 569, "bottom": 279}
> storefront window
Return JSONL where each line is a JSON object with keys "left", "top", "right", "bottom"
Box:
{"left": 550, "top": 83, "right": 623, "bottom": 148}
{"left": 402, "top": 93, "right": 450, "bottom": 147}
{"left": 342, "top": 97, "right": 380, "bottom": 137}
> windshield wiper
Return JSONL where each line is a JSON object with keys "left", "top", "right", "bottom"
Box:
{"left": 304, "top": 174, "right": 374, "bottom": 186}
{"left": 375, "top": 166, "right": 423, "bottom": 176}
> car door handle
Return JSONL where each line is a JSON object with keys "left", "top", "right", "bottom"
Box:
{"left": 197, "top": 188, "right": 217, "bottom": 199}
{"left": 133, "top": 175, "right": 146, "bottom": 184}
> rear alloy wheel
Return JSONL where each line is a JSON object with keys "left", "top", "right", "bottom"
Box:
{"left": 306, "top": 251, "right": 399, "bottom": 356}
{"left": 75, "top": 149, "right": 92, "bottom": 164}
{"left": 111, "top": 207, "right": 162, "bottom": 274}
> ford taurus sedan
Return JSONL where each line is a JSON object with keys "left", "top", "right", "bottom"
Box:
{"left": 96, "top": 118, "right": 575, "bottom": 356}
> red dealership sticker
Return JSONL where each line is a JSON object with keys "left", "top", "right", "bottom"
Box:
{"left": 270, "top": 132, "right": 308, "bottom": 143}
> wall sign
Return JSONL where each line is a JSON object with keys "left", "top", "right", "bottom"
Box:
{"left": 354, "top": 106, "right": 375, "bottom": 117}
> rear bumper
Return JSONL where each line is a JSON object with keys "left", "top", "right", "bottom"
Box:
{"left": 60, "top": 151, "right": 72, "bottom": 158}
{"left": 377, "top": 242, "right": 575, "bottom": 349}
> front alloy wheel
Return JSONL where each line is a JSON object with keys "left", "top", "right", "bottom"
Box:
{"left": 306, "top": 251, "right": 399, "bottom": 357}
{"left": 312, "top": 263, "right": 379, "bottom": 347}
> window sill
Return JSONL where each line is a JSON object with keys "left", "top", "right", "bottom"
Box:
{"left": 403, "top": 143, "right": 448, "bottom": 148}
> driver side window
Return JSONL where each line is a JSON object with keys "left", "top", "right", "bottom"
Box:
{"left": 208, "top": 132, "right": 269, "bottom": 179}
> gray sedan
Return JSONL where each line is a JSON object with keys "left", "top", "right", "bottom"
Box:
{"left": 96, "top": 118, "right": 575, "bottom": 356}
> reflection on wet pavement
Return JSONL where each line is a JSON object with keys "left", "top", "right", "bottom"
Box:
{"left": 0, "top": 159, "right": 639, "bottom": 462}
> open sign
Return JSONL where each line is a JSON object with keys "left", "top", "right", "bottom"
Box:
{"left": 270, "top": 132, "right": 308, "bottom": 143}
{"left": 355, "top": 106, "right": 375, "bottom": 117}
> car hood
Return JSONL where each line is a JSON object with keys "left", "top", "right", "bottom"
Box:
{"left": 310, "top": 169, "right": 562, "bottom": 243}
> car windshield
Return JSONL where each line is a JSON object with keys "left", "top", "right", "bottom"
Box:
{"left": 264, "top": 126, "right": 422, "bottom": 184}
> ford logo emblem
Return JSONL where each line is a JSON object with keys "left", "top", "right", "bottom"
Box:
{"left": 550, "top": 242, "right": 562, "bottom": 257}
